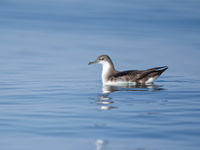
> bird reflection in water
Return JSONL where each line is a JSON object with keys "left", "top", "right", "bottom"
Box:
{"left": 97, "top": 84, "right": 164, "bottom": 110}
{"left": 102, "top": 84, "right": 164, "bottom": 94}
{"left": 97, "top": 93, "right": 116, "bottom": 110}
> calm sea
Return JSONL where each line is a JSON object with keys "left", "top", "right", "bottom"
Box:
{"left": 0, "top": 0, "right": 200, "bottom": 150}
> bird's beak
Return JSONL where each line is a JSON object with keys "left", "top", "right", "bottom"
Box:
{"left": 88, "top": 60, "right": 98, "bottom": 65}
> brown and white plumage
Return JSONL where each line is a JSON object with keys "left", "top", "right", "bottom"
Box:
{"left": 88, "top": 55, "right": 168, "bottom": 85}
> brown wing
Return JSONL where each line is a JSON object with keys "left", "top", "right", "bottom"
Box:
{"left": 110, "top": 66, "right": 168, "bottom": 83}
{"left": 136, "top": 66, "right": 168, "bottom": 84}
{"left": 136, "top": 66, "right": 168, "bottom": 80}
{"left": 112, "top": 70, "right": 143, "bottom": 81}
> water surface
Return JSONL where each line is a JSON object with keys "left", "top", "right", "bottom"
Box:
{"left": 0, "top": 0, "right": 200, "bottom": 150}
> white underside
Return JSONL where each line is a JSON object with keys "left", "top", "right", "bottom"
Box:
{"left": 145, "top": 76, "right": 158, "bottom": 84}
{"left": 103, "top": 81, "right": 136, "bottom": 86}
{"left": 103, "top": 76, "right": 158, "bottom": 86}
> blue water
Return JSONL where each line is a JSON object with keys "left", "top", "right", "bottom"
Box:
{"left": 0, "top": 0, "right": 200, "bottom": 150}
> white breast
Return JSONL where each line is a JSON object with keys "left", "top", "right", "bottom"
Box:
{"left": 101, "top": 62, "right": 112, "bottom": 84}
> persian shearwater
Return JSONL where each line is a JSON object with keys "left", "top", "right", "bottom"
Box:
{"left": 88, "top": 55, "right": 168, "bottom": 85}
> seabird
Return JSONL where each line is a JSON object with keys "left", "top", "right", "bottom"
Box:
{"left": 88, "top": 55, "right": 168, "bottom": 85}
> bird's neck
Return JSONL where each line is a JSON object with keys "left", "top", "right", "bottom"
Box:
{"left": 101, "top": 62, "right": 117, "bottom": 84}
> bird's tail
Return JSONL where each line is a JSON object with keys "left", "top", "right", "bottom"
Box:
{"left": 152, "top": 66, "right": 168, "bottom": 75}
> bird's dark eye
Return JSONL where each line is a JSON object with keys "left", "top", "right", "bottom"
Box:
{"left": 101, "top": 58, "right": 104, "bottom": 60}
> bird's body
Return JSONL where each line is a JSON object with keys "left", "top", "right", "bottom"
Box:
{"left": 88, "top": 55, "right": 168, "bottom": 85}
